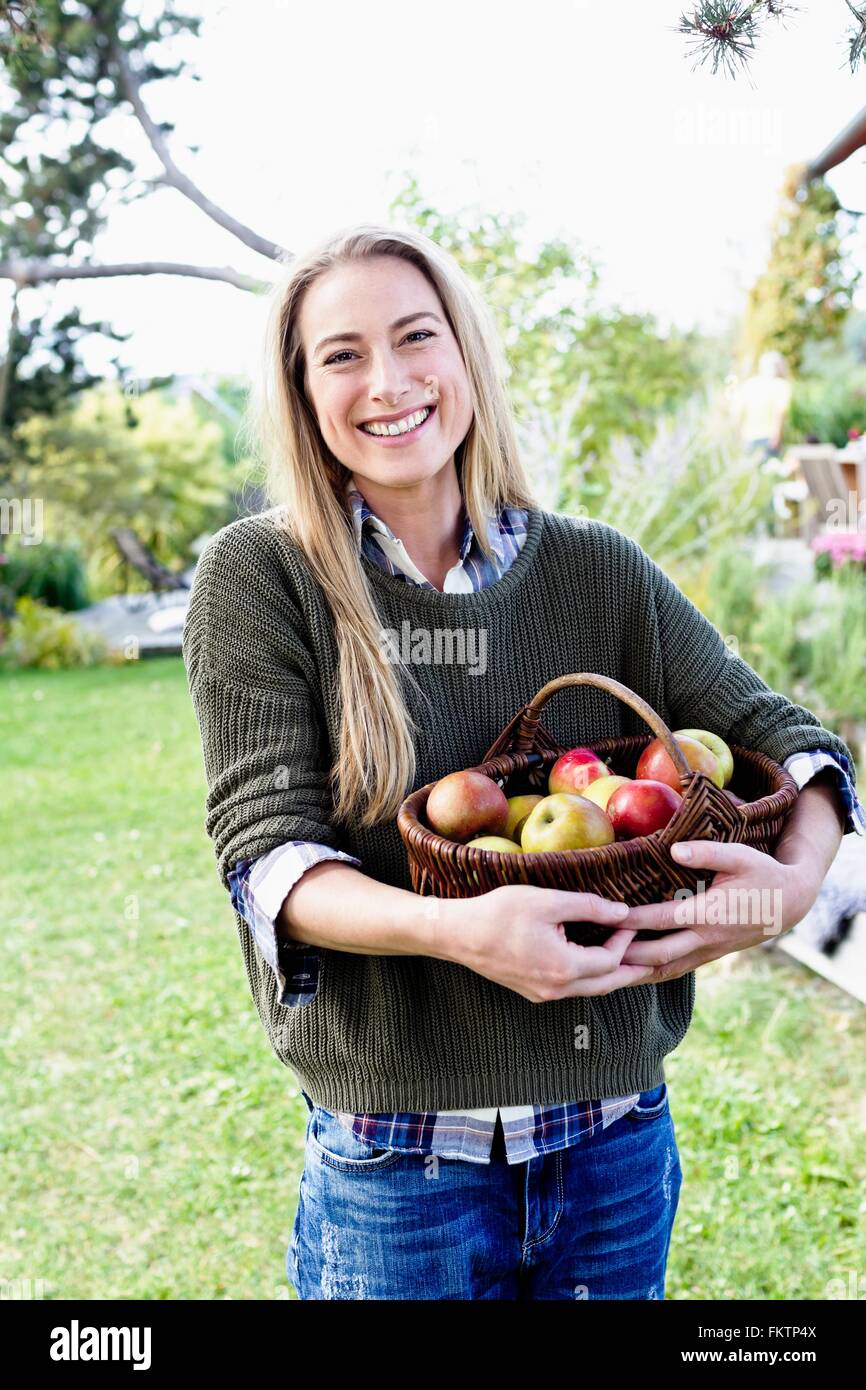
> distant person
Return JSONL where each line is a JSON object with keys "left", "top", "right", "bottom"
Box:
{"left": 735, "top": 350, "right": 793, "bottom": 461}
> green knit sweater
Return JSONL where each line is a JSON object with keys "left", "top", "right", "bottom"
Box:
{"left": 182, "top": 505, "right": 856, "bottom": 1112}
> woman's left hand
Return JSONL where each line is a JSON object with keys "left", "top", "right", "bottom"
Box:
{"left": 618, "top": 839, "right": 823, "bottom": 983}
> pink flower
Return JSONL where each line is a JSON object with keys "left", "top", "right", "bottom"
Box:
{"left": 811, "top": 530, "right": 866, "bottom": 568}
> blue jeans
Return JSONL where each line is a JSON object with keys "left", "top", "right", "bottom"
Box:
{"left": 287, "top": 1083, "right": 683, "bottom": 1300}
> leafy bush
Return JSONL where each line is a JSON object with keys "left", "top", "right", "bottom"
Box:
{"left": 549, "top": 388, "right": 778, "bottom": 570}
{"left": 0, "top": 539, "right": 90, "bottom": 612}
{"left": 786, "top": 366, "right": 866, "bottom": 448}
{"left": 9, "top": 383, "right": 234, "bottom": 594}
{"left": 684, "top": 539, "right": 866, "bottom": 768}
{"left": 0, "top": 596, "right": 116, "bottom": 670}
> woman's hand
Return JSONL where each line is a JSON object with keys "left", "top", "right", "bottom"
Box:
{"left": 446, "top": 884, "right": 654, "bottom": 1003}
{"left": 618, "top": 839, "right": 824, "bottom": 983}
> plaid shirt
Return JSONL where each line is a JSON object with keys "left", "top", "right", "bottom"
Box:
{"left": 227, "top": 481, "right": 864, "bottom": 1163}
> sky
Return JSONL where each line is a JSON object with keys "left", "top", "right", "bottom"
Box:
{"left": 7, "top": 0, "right": 866, "bottom": 383}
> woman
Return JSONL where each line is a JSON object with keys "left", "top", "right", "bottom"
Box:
{"left": 182, "top": 224, "right": 861, "bottom": 1301}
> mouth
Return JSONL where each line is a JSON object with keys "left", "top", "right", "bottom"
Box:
{"left": 356, "top": 403, "right": 436, "bottom": 441}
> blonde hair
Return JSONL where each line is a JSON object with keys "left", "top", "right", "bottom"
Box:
{"left": 246, "top": 224, "right": 538, "bottom": 830}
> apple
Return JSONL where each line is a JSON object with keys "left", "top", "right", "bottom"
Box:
{"left": 548, "top": 746, "right": 610, "bottom": 795}
{"left": 636, "top": 733, "right": 724, "bottom": 791}
{"left": 723, "top": 789, "right": 746, "bottom": 807}
{"left": 520, "top": 792, "right": 615, "bottom": 852}
{"left": 504, "top": 794, "right": 544, "bottom": 843}
{"left": 466, "top": 836, "right": 524, "bottom": 852}
{"left": 580, "top": 774, "right": 632, "bottom": 811}
{"left": 607, "top": 780, "right": 683, "bottom": 840}
{"left": 426, "top": 769, "right": 509, "bottom": 843}
{"left": 674, "top": 728, "right": 734, "bottom": 788}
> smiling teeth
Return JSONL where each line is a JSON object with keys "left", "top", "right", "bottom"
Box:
{"left": 361, "top": 407, "right": 431, "bottom": 436}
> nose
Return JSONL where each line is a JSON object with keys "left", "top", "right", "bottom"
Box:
{"left": 365, "top": 347, "right": 413, "bottom": 407}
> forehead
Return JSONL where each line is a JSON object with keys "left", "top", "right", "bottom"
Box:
{"left": 299, "top": 257, "right": 438, "bottom": 344}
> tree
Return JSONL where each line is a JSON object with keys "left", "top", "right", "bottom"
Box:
{"left": 678, "top": 2, "right": 866, "bottom": 77}
{"left": 391, "top": 176, "right": 707, "bottom": 499}
{"left": 9, "top": 379, "right": 234, "bottom": 586}
{"left": 738, "top": 165, "right": 861, "bottom": 375}
{"left": 0, "top": 0, "right": 281, "bottom": 429}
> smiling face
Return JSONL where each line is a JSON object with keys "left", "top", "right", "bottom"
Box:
{"left": 298, "top": 255, "right": 474, "bottom": 496}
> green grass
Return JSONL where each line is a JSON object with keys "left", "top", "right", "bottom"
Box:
{"left": 2, "top": 659, "right": 865, "bottom": 1300}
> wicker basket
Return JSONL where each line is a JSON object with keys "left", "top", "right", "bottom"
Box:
{"left": 396, "top": 673, "right": 799, "bottom": 945}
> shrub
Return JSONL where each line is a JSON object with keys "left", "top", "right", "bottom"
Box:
{"left": 686, "top": 539, "right": 866, "bottom": 768}
{"left": 0, "top": 540, "right": 90, "bottom": 613}
{"left": 0, "top": 596, "right": 116, "bottom": 670}
{"left": 786, "top": 367, "right": 866, "bottom": 448}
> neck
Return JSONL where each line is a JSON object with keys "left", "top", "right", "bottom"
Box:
{"left": 350, "top": 462, "right": 466, "bottom": 589}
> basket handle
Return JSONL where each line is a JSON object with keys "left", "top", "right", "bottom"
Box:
{"left": 514, "top": 672, "right": 692, "bottom": 782}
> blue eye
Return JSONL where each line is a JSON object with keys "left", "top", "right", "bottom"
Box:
{"left": 324, "top": 329, "right": 434, "bottom": 365}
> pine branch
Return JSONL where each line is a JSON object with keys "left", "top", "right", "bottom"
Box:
{"left": 676, "top": 2, "right": 866, "bottom": 78}
{"left": 845, "top": 2, "right": 866, "bottom": 68}
{"left": 678, "top": 2, "right": 763, "bottom": 78}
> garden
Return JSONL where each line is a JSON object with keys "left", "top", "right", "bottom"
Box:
{"left": 3, "top": 0, "right": 866, "bottom": 1310}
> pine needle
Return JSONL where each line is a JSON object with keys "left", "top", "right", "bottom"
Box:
{"left": 678, "top": 3, "right": 763, "bottom": 78}
{"left": 845, "top": 1, "right": 866, "bottom": 70}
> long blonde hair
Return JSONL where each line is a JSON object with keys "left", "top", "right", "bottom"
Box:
{"left": 247, "top": 224, "right": 538, "bottom": 830}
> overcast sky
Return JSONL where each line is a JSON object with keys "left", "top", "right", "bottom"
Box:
{"left": 8, "top": 0, "right": 866, "bottom": 383}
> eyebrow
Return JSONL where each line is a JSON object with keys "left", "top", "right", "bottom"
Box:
{"left": 313, "top": 311, "right": 444, "bottom": 358}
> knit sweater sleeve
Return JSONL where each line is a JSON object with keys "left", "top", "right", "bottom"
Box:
{"left": 640, "top": 542, "right": 859, "bottom": 786}
{"left": 181, "top": 519, "right": 344, "bottom": 892}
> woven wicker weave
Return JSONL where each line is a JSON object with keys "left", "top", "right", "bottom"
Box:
{"left": 396, "top": 673, "right": 799, "bottom": 944}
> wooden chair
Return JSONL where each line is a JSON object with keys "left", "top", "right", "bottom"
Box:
{"left": 786, "top": 448, "right": 850, "bottom": 542}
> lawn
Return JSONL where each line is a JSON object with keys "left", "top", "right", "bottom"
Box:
{"left": 2, "top": 658, "right": 865, "bottom": 1300}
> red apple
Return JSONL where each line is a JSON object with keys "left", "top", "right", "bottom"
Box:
{"left": 636, "top": 734, "right": 723, "bottom": 791}
{"left": 674, "top": 728, "right": 734, "bottom": 787}
{"left": 548, "top": 747, "right": 610, "bottom": 795}
{"left": 607, "top": 780, "right": 683, "bottom": 840}
{"left": 426, "top": 769, "right": 510, "bottom": 843}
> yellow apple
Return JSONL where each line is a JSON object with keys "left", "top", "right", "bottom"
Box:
{"left": 504, "top": 794, "right": 543, "bottom": 842}
{"left": 466, "top": 836, "right": 524, "bottom": 852}
{"left": 581, "top": 774, "right": 632, "bottom": 811}
{"left": 467, "top": 835, "right": 523, "bottom": 886}
{"left": 520, "top": 793, "right": 615, "bottom": 852}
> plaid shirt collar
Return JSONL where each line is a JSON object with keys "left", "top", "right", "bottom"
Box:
{"left": 344, "top": 479, "right": 507, "bottom": 568}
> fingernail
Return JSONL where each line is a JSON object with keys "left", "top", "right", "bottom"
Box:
{"left": 610, "top": 902, "right": 629, "bottom": 917}
{"left": 672, "top": 843, "right": 692, "bottom": 862}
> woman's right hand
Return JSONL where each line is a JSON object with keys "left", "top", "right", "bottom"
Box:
{"left": 442, "top": 883, "right": 655, "bottom": 1003}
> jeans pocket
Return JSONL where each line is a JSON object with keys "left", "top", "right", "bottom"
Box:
{"left": 625, "top": 1082, "right": 669, "bottom": 1122}
{"left": 307, "top": 1106, "right": 404, "bottom": 1171}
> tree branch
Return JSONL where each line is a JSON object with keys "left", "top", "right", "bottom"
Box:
{"left": 110, "top": 40, "right": 290, "bottom": 265}
{"left": 0, "top": 258, "right": 271, "bottom": 292}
